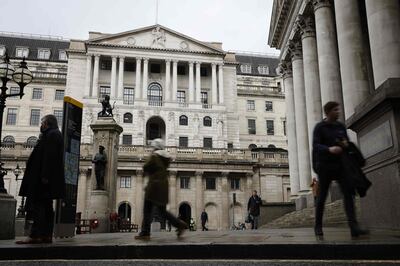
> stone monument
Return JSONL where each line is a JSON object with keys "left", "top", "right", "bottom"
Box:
{"left": 0, "top": 165, "right": 17, "bottom": 239}
{"left": 89, "top": 116, "right": 123, "bottom": 233}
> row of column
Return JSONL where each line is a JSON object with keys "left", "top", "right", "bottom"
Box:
{"left": 281, "top": 0, "right": 400, "bottom": 198}
{"left": 84, "top": 55, "right": 225, "bottom": 104}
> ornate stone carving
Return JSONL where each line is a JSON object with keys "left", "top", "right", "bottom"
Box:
{"left": 288, "top": 41, "right": 303, "bottom": 61}
{"left": 278, "top": 60, "right": 293, "bottom": 78}
{"left": 296, "top": 15, "right": 316, "bottom": 39}
{"left": 151, "top": 26, "right": 166, "bottom": 47}
{"left": 136, "top": 169, "right": 144, "bottom": 177}
{"left": 312, "top": 0, "right": 331, "bottom": 12}
{"left": 169, "top": 170, "right": 178, "bottom": 177}
{"left": 127, "top": 37, "right": 136, "bottom": 45}
{"left": 195, "top": 171, "right": 203, "bottom": 177}
{"left": 179, "top": 41, "right": 189, "bottom": 50}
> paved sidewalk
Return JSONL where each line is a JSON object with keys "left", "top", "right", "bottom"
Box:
{"left": 0, "top": 227, "right": 399, "bottom": 260}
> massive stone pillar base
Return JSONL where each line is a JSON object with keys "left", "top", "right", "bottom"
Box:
{"left": 89, "top": 191, "right": 109, "bottom": 233}
{"left": 0, "top": 194, "right": 16, "bottom": 239}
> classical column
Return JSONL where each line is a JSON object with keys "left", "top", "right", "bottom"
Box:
{"left": 84, "top": 54, "right": 92, "bottom": 97}
{"left": 334, "top": 1, "right": 371, "bottom": 119}
{"left": 135, "top": 57, "right": 142, "bottom": 99}
{"left": 142, "top": 58, "right": 149, "bottom": 100}
{"left": 211, "top": 63, "right": 217, "bottom": 105}
{"left": 188, "top": 61, "right": 194, "bottom": 102}
{"left": 365, "top": 0, "right": 400, "bottom": 89}
{"left": 313, "top": 0, "right": 345, "bottom": 120}
{"left": 165, "top": 59, "right": 171, "bottom": 101}
{"left": 220, "top": 172, "right": 229, "bottom": 230}
{"left": 290, "top": 42, "right": 311, "bottom": 193}
{"left": 195, "top": 62, "right": 201, "bottom": 103}
{"left": 218, "top": 63, "right": 224, "bottom": 104}
{"left": 110, "top": 56, "right": 117, "bottom": 98}
{"left": 279, "top": 61, "right": 300, "bottom": 197}
{"left": 172, "top": 60, "right": 178, "bottom": 101}
{"left": 246, "top": 172, "right": 254, "bottom": 200}
{"left": 298, "top": 16, "right": 322, "bottom": 154}
{"left": 135, "top": 170, "right": 144, "bottom": 226}
{"left": 169, "top": 171, "right": 177, "bottom": 215}
{"left": 117, "top": 56, "right": 125, "bottom": 99}
{"left": 195, "top": 171, "right": 203, "bottom": 226}
{"left": 92, "top": 54, "right": 100, "bottom": 98}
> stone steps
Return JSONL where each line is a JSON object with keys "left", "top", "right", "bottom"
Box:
{"left": 263, "top": 199, "right": 360, "bottom": 228}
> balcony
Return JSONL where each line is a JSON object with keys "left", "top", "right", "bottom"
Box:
{"left": 148, "top": 101, "right": 163, "bottom": 107}
{"left": 32, "top": 71, "right": 67, "bottom": 80}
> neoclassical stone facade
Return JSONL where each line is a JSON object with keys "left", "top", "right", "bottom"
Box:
{"left": 269, "top": 0, "right": 400, "bottom": 215}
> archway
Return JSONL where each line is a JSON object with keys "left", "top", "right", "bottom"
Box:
{"left": 205, "top": 203, "right": 218, "bottom": 230}
{"left": 178, "top": 202, "right": 191, "bottom": 225}
{"left": 118, "top": 202, "right": 132, "bottom": 221}
{"left": 146, "top": 116, "right": 166, "bottom": 145}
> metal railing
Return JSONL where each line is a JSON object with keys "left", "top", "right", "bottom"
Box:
{"left": 32, "top": 72, "right": 67, "bottom": 80}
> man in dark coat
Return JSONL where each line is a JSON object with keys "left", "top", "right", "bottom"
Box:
{"left": 201, "top": 209, "right": 208, "bottom": 231}
{"left": 17, "top": 114, "right": 65, "bottom": 244}
{"left": 135, "top": 139, "right": 187, "bottom": 240}
{"left": 247, "top": 190, "right": 262, "bottom": 229}
{"left": 313, "top": 101, "right": 368, "bottom": 238}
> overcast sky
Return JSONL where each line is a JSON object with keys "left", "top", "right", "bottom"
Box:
{"left": 1, "top": 0, "right": 279, "bottom": 55}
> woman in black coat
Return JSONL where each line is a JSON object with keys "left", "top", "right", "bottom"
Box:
{"left": 17, "top": 114, "right": 65, "bottom": 244}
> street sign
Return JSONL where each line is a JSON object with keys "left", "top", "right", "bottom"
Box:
{"left": 54, "top": 96, "right": 83, "bottom": 238}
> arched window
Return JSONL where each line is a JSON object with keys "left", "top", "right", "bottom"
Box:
{"left": 123, "top": 112, "right": 133, "bottom": 123}
{"left": 179, "top": 115, "right": 188, "bottom": 126}
{"left": 26, "top": 136, "right": 38, "bottom": 146}
{"left": 248, "top": 144, "right": 257, "bottom": 150}
{"left": 3, "top": 135, "right": 15, "bottom": 144}
{"left": 268, "top": 144, "right": 276, "bottom": 148}
{"left": 147, "top": 83, "right": 163, "bottom": 106}
{"left": 203, "top": 116, "right": 212, "bottom": 127}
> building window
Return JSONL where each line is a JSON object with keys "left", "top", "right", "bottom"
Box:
{"left": 231, "top": 178, "right": 240, "bottom": 190}
{"left": 0, "top": 46, "right": 5, "bottom": 56}
{"left": 201, "top": 91, "right": 209, "bottom": 108}
{"left": 6, "top": 108, "right": 17, "bottom": 125}
{"left": 203, "top": 137, "right": 213, "bottom": 149}
{"left": 179, "top": 115, "right": 188, "bottom": 126}
{"left": 3, "top": 135, "right": 15, "bottom": 144}
{"left": 123, "top": 87, "right": 135, "bottom": 105}
{"left": 122, "top": 134, "right": 132, "bottom": 145}
{"left": 248, "top": 119, "right": 256, "bottom": 135}
{"left": 265, "top": 101, "right": 273, "bottom": 112}
{"left": 177, "top": 65, "right": 186, "bottom": 75}
{"left": 267, "top": 120, "right": 274, "bottom": 135}
{"left": 124, "top": 61, "right": 136, "bottom": 72}
{"left": 54, "top": 110, "right": 63, "bottom": 127}
{"left": 177, "top": 90, "right": 186, "bottom": 105}
{"left": 123, "top": 113, "right": 133, "bottom": 123}
{"left": 99, "top": 86, "right": 110, "bottom": 100}
{"left": 16, "top": 47, "right": 29, "bottom": 58}
{"left": 240, "top": 64, "right": 252, "bottom": 73}
{"left": 55, "top": 90, "right": 64, "bottom": 100}
{"left": 100, "top": 59, "right": 111, "bottom": 70}
{"left": 38, "top": 49, "right": 51, "bottom": 60}
{"left": 9, "top": 87, "right": 20, "bottom": 98}
{"left": 200, "top": 66, "right": 208, "bottom": 76}
{"left": 180, "top": 177, "right": 190, "bottom": 189}
{"left": 283, "top": 120, "right": 286, "bottom": 136}
{"left": 59, "top": 50, "right": 67, "bottom": 61}
{"left": 203, "top": 116, "right": 212, "bottom": 127}
{"left": 247, "top": 100, "right": 255, "bottom": 111}
{"left": 150, "top": 63, "right": 161, "bottom": 73}
{"left": 120, "top": 176, "right": 131, "bottom": 188}
{"left": 147, "top": 83, "right": 162, "bottom": 105}
{"left": 179, "top": 136, "right": 188, "bottom": 147}
{"left": 30, "top": 109, "right": 41, "bottom": 126}
{"left": 227, "top": 142, "right": 233, "bottom": 150}
{"left": 205, "top": 178, "right": 216, "bottom": 190}
{"left": 32, "top": 88, "right": 43, "bottom": 100}
{"left": 257, "top": 65, "right": 269, "bottom": 75}
{"left": 26, "top": 136, "right": 38, "bottom": 146}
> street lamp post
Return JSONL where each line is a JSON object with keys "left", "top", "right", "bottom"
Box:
{"left": 13, "top": 164, "right": 24, "bottom": 218}
{"left": 0, "top": 54, "right": 32, "bottom": 193}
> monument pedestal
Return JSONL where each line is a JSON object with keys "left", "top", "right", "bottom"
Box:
{"left": 347, "top": 78, "right": 400, "bottom": 230}
{"left": 89, "top": 190, "right": 109, "bottom": 233}
{"left": 0, "top": 193, "right": 16, "bottom": 239}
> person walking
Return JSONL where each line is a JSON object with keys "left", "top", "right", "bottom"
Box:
{"left": 16, "top": 115, "right": 65, "bottom": 244}
{"left": 310, "top": 177, "right": 319, "bottom": 207}
{"left": 313, "top": 101, "right": 369, "bottom": 238}
{"left": 201, "top": 209, "right": 208, "bottom": 231}
{"left": 135, "top": 139, "right": 188, "bottom": 240}
{"left": 247, "top": 190, "right": 262, "bottom": 230}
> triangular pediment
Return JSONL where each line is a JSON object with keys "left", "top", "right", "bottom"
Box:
{"left": 88, "top": 24, "right": 225, "bottom": 54}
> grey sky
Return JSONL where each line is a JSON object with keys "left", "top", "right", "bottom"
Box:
{"left": 1, "top": 0, "right": 279, "bottom": 55}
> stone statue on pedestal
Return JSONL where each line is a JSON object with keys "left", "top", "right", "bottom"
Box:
{"left": 92, "top": 146, "right": 107, "bottom": 190}
{"left": 98, "top": 95, "right": 114, "bottom": 117}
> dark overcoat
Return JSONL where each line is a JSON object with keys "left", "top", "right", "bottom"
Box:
{"left": 143, "top": 153, "right": 170, "bottom": 206}
{"left": 19, "top": 128, "right": 65, "bottom": 199}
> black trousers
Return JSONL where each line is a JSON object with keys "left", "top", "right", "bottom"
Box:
{"left": 26, "top": 198, "right": 54, "bottom": 238}
{"left": 315, "top": 169, "right": 356, "bottom": 228}
{"left": 201, "top": 221, "right": 208, "bottom": 231}
{"left": 141, "top": 199, "right": 182, "bottom": 234}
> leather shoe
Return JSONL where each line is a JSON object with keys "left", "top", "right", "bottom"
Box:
{"left": 314, "top": 226, "right": 324, "bottom": 236}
